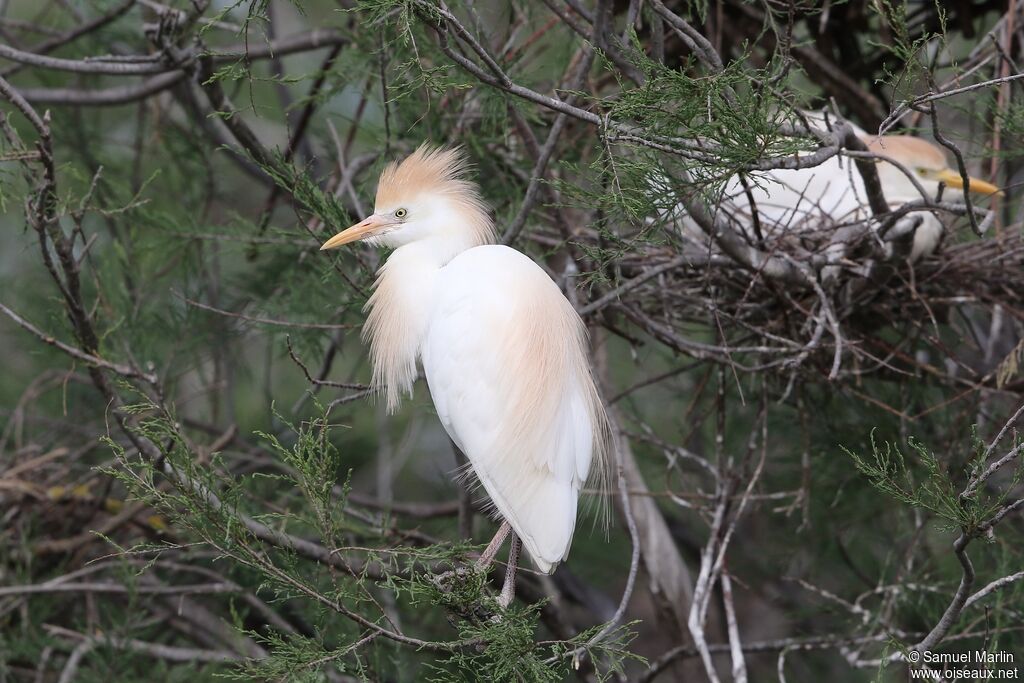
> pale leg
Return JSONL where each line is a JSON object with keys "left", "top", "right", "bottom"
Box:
{"left": 497, "top": 533, "right": 521, "bottom": 608}
{"left": 475, "top": 519, "right": 512, "bottom": 570}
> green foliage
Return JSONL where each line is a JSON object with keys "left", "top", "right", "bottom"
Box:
{"left": 256, "top": 408, "right": 350, "bottom": 544}
{"left": 872, "top": 0, "right": 949, "bottom": 100}
{"left": 224, "top": 629, "right": 365, "bottom": 682}
{"left": 258, "top": 154, "right": 355, "bottom": 232}
{"left": 427, "top": 606, "right": 642, "bottom": 683}
{"left": 842, "top": 429, "right": 1023, "bottom": 532}
{"left": 89, "top": 397, "right": 640, "bottom": 680}
{"left": 431, "top": 603, "right": 561, "bottom": 682}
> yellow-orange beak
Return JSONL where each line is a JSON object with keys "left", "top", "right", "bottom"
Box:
{"left": 320, "top": 215, "right": 391, "bottom": 250}
{"left": 936, "top": 169, "right": 1003, "bottom": 197}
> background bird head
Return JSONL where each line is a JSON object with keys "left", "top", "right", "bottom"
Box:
{"left": 867, "top": 135, "right": 1001, "bottom": 204}
{"left": 321, "top": 144, "right": 495, "bottom": 253}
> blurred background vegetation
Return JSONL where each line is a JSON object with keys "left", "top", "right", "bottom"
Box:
{"left": 0, "top": 0, "right": 1023, "bottom": 681}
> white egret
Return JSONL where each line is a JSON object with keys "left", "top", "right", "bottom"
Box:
{"left": 677, "top": 120, "right": 1002, "bottom": 263}
{"left": 321, "top": 145, "right": 609, "bottom": 606}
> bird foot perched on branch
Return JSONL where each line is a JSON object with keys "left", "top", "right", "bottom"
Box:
{"left": 429, "top": 565, "right": 507, "bottom": 627}
{"left": 429, "top": 523, "right": 522, "bottom": 620}
{"left": 495, "top": 534, "right": 521, "bottom": 609}
{"left": 429, "top": 564, "right": 473, "bottom": 593}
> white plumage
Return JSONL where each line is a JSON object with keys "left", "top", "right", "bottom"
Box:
{"left": 668, "top": 113, "right": 1000, "bottom": 263}
{"left": 422, "top": 245, "right": 598, "bottom": 572}
{"left": 320, "top": 145, "right": 608, "bottom": 590}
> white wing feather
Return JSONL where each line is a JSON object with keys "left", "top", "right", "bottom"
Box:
{"left": 715, "top": 156, "right": 942, "bottom": 260}
{"left": 421, "top": 245, "right": 605, "bottom": 573}
{"left": 668, "top": 114, "right": 942, "bottom": 260}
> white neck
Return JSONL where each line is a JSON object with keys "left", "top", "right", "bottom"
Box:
{"left": 398, "top": 234, "right": 475, "bottom": 267}
{"left": 362, "top": 238, "right": 465, "bottom": 411}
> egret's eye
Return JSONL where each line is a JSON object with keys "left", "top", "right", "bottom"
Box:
{"left": 394, "top": 208, "right": 408, "bottom": 219}
{"left": 915, "top": 167, "right": 928, "bottom": 176}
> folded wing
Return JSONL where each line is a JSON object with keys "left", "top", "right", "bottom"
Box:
{"left": 421, "top": 245, "right": 607, "bottom": 573}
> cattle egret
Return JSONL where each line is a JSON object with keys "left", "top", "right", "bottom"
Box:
{"left": 320, "top": 145, "right": 609, "bottom": 607}
{"left": 677, "top": 120, "right": 1002, "bottom": 263}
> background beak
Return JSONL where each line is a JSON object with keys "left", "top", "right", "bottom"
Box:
{"left": 320, "top": 215, "right": 389, "bottom": 250}
{"left": 936, "top": 169, "right": 1003, "bottom": 197}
